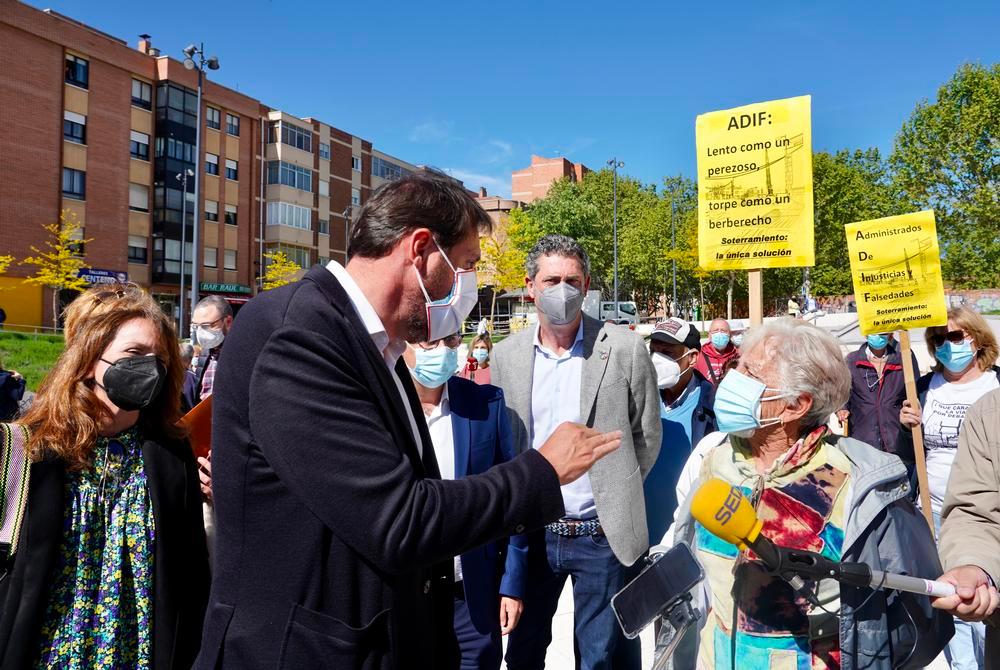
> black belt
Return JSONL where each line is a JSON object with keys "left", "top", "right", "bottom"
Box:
{"left": 546, "top": 518, "right": 604, "bottom": 537}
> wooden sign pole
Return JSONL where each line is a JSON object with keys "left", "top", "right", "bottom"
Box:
{"left": 748, "top": 269, "right": 763, "bottom": 327}
{"left": 899, "top": 330, "right": 934, "bottom": 530}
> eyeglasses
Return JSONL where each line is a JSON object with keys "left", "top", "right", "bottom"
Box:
{"left": 416, "top": 333, "right": 462, "bottom": 350}
{"left": 191, "top": 316, "right": 225, "bottom": 330}
{"left": 929, "top": 330, "right": 969, "bottom": 348}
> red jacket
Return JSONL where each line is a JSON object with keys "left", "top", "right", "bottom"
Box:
{"left": 693, "top": 343, "right": 740, "bottom": 386}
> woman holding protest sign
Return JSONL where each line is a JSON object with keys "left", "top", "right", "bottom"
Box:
{"left": 900, "top": 305, "right": 1000, "bottom": 668}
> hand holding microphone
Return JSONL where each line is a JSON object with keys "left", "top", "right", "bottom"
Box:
{"left": 690, "top": 478, "right": 957, "bottom": 598}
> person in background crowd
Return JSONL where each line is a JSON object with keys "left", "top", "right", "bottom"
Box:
{"left": 403, "top": 332, "right": 528, "bottom": 669}
{"left": 179, "top": 340, "right": 195, "bottom": 370}
{"left": 694, "top": 318, "right": 740, "bottom": 386}
{"left": 197, "top": 175, "right": 620, "bottom": 669}
{"left": 900, "top": 305, "right": 1000, "bottom": 668}
{"left": 837, "top": 333, "right": 919, "bottom": 465}
{"left": 669, "top": 318, "right": 951, "bottom": 669}
{"left": 934, "top": 387, "right": 1000, "bottom": 668}
{"left": 461, "top": 333, "right": 493, "bottom": 384}
{"left": 183, "top": 295, "right": 233, "bottom": 412}
{"left": 0, "top": 357, "right": 26, "bottom": 422}
{"left": 0, "top": 283, "right": 209, "bottom": 669}
{"left": 644, "top": 318, "right": 715, "bottom": 545}
{"left": 788, "top": 296, "right": 801, "bottom": 318}
{"left": 0, "top": 306, "right": 6, "bottom": 330}
{"left": 492, "top": 234, "right": 660, "bottom": 670}
{"left": 732, "top": 329, "right": 745, "bottom": 348}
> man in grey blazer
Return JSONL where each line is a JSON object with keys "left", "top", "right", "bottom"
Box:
{"left": 492, "top": 234, "right": 661, "bottom": 670}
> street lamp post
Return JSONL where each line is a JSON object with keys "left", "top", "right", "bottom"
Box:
{"left": 176, "top": 168, "right": 194, "bottom": 335}
{"left": 607, "top": 158, "right": 624, "bottom": 321}
{"left": 182, "top": 43, "right": 219, "bottom": 333}
{"left": 671, "top": 199, "right": 677, "bottom": 315}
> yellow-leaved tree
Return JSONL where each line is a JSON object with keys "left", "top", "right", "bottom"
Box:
{"left": 261, "top": 251, "right": 302, "bottom": 291}
{"left": 20, "top": 209, "right": 92, "bottom": 330}
{"left": 478, "top": 213, "right": 527, "bottom": 329}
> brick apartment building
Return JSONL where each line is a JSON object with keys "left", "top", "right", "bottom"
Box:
{"left": 511, "top": 154, "right": 590, "bottom": 204}
{"left": 0, "top": 0, "right": 467, "bottom": 330}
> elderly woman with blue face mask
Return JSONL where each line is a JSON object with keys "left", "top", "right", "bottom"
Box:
{"left": 667, "top": 318, "right": 950, "bottom": 670}
{"left": 899, "top": 305, "right": 1000, "bottom": 668}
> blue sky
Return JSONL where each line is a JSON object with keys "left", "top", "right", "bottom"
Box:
{"left": 39, "top": 0, "right": 1000, "bottom": 197}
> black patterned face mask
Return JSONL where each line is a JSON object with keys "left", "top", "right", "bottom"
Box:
{"left": 96, "top": 355, "right": 166, "bottom": 411}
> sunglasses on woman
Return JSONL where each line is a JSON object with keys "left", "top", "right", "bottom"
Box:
{"left": 929, "top": 330, "right": 969, "bottom": 348}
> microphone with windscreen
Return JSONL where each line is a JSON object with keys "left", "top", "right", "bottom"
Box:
{"left": 690, "top": 478, "right": 956, "bottom": 598}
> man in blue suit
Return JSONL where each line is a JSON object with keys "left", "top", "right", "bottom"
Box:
{"left": 403, "top": 333, "right": 528, "bottom": 669}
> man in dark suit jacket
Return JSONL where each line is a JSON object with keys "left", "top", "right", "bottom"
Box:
{"left": 197, "top": 175, "right": 622, "bottom": 670}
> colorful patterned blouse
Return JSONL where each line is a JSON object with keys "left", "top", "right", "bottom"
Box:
{"left": 695, "top": 427, "right": 852, "bottom": 670}
{"left": 35, "top": 426, "right": 155, "bottom": 669}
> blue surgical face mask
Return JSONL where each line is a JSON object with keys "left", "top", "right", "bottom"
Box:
{"left": 410, "top": 345, "right": 459, "bottom": 388}
{"left": 713, "top": 369, "right": 793, "bottom": 438}
{"left": 866, "top": 334, "right": 889, "bottom": 351}
{"left": 732, "top": 334, "right": 744, "bottom": 348}
{"left": 472, "top": 348, "right": 489, "bottom": 364}
{"left": 935, "top": 339, "right": 975, "bottom": 374}
{"left": 710, "top": 332, "right": 731, "bottom": 350}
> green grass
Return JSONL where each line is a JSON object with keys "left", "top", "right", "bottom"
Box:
{"left": 0, "top": 332, "right": 65, "bottom": 391}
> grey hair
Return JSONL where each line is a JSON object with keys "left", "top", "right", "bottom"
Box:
{"left": 194, "top": 294, "right": 233, "bottom": 319}
{"left": 526, "top": 234, "right": 591, "bottom": 280}
{"left": 741, "top": 317, "right": 850, "bottom": 430}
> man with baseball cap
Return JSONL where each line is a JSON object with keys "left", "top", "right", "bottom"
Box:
{"left": 643, "top": 318, "right": 716, "bottom": 542}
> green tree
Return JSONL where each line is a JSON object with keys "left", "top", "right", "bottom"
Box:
{"left": 261, "top": 251, "right": 301, "bottom": 290}
{"left": 20, "top": 209, "right": 91, "bottom": 330}
{"left": 890, "top": 62, "right": 1000, "bottom": 287}
{"left": 478, "top": 216, "right": 526, "bottom": 324}
{"left": 0, "top": 255, "right": 11, "bottom": 275}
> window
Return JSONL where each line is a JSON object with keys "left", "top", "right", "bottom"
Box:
{"left": 131, "top": 79, "right": 152, "bottom": 109}
{"left": 268, "top": 244, "right": 310, "bottom": 269}
{"left": 205, "top": 153, "right": 219, "bottom": 175}
{"left": 205, "top": 200, "right": 219, "bottom": 222}
{"left": 206, "top": 107, "right": 221, "bottom": 130}
{"left": 318, "top": 219, "right": 329, "bottom": 235}
{"left": 319, "top": 143, "right": 331, "bottom": 160}
{"left": 266, "top": 202, "right": 311, "bottom": 230}
{"left": 128, "top": 235, "right": 148, "bottom": 264}
{"left": 372, "top": 155, "right": 411, "bottom": 181}
{"left": 225, "top": 159, "right": 238, "bottom": 181}
{"left": 63, "top": 111, "right": 86, "bottom": 144}
{"left": 318, "top": 256, "right": 330, "bottom": 266}
{"left": 130, "top": 130, "right": 150, "bottom": 161}
{"left": 224, "top": 204, "right": 237, "bottom": 226}
{"left": 318, "top": 180, "right": 329, "bottom": 197}
{"left": 351, "top": 188, "right": 361, "bottom": 206}
{"left": 65, "top": 54, "right": 88, "bottom": 88}
{"left": 267, "top": 121, "right": 312, "bottom": 152}
{"left": 226, "top": 113, "right": 240, "bottom": 136}
{"left": 154, "top": 137, "right": 196, "bottom": 163}
{"left": 62, "top": 168, "right": 85, "bottom": 199}
{"left": 161, "top": 238, "right": 193, "bottom": 275}
{"left": 352, "top": 155, "right": 361, "bottom": 171}
{"left": 266, "top": 161, "right": 312, "bottom": 191}
{"left": 128, "top": 183, "right": 149, "bottom": 212}
{"left": 224, "top": 249, "right": 237, "bottom": 271}
{"left": 204, "top": 247, "right": 217, "bottom": 268}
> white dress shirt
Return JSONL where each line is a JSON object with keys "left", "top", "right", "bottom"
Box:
{"left": 423, "top": 384, "right": 463, "bottom": 582}
{"left": 326, "top": 261, "right": 423, "bottom": 456}
{"left": 530, "top": 321, "right": 594, "bottom": 519}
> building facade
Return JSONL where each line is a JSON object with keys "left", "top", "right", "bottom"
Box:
{"left": 511, "top": 154, "right": 590, "bottom": 204}
{"left": 0, "top": 0, "right": 473, "bottom": 330}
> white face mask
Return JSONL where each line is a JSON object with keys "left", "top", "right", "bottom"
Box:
{"left": 413, "top": 239, "right": 479, "bottom": 342}
{"left": 652, "top": 351, "right": 692, "bottom": 390}
{"left": 196, "top": 327, "right": 225, "bottom": 351}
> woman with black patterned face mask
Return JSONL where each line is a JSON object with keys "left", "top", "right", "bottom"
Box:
{"left": 0, "top": 283, "right": 209, "bottom": 670}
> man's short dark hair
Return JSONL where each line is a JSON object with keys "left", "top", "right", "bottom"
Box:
{"left": 348, "top": 174, "right": 493, "bottom": 260}
{"left": 194, "top": 294, "right": 233, "bottom": 319}
{"left": 526, "top": 234, "right": 591, "bottom": 280}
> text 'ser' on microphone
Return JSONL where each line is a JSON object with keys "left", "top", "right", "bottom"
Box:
{"left": 690, "top": 478, "right": 957, "bottom": 599}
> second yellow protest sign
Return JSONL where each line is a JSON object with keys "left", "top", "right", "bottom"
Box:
{"left": 845, "top": 210, "right": 947, "bottom": 335}
{"left": 697, "top": 95, "right": 814, "bottom": 271}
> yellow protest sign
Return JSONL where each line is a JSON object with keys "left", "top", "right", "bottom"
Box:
{"left": 696, "top": 95, "right": 814, "bottom": 271}
{"left": 845, "top": 210, "right": 947, "bottom": 335}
